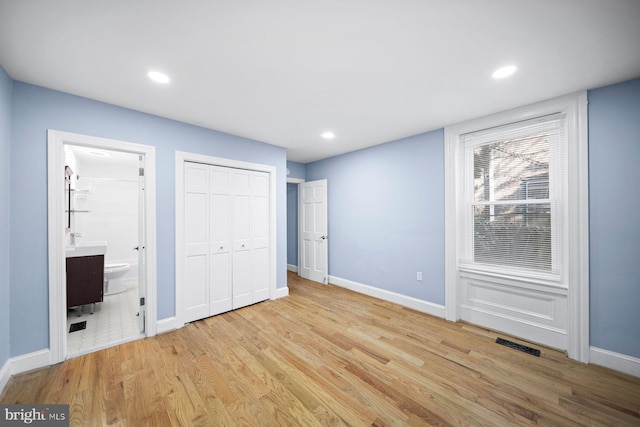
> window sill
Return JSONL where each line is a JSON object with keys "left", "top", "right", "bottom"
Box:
{"left": 457, "top": 263, "right": 567, "bottom": 294}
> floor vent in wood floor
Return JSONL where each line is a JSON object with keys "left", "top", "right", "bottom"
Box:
{"left": 496, "top": 337, "right": 541, "bottom": 357}
{"left": 69, "top": 321, "right": 86, "bottom": 333}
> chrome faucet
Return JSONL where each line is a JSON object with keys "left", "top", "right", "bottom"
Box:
{"left": 70, "top": 232, "right": 82, "bottom": 245}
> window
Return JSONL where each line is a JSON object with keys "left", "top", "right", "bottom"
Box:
{"left": 460, "top": 114, "right": 566, "bottom": 276}
{"left": 445, "top": 92, "right": 589, "bottom": 361}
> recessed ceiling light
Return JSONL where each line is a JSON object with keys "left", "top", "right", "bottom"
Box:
{"left": 148, "top": 70, "right": 170, "bottom": 84}
{"left": 492, "top": 65, "right": 517, "bottom": 79}
{"left": 86, "top": 149, "right": 110, "bottom": 157}
{"left": 321, "top": 131, "right": 335, "bottom": 140}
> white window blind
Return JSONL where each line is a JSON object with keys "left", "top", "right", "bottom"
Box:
{"left": 459, "top": 113, "right": 567, "bottom": 275}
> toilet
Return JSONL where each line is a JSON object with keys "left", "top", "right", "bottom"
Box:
{"left": 104, "top": 263, "right": 130, "bottom": 295}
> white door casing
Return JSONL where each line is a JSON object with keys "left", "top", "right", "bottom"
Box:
{"left": 138, "top": 154, "right": 146, "bottom": 333}
{"left": 47, "top": 130, "right": 157, "bottom": 364}
{"left": 299, "top": 179, "right": 328, "bottom": 284}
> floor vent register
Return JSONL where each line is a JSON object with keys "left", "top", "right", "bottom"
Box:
{"left": 495, "top": 337, "right": 541, "bottom": 357}
{"left": 69, "top": 321, "right": 87, "bottom": 333}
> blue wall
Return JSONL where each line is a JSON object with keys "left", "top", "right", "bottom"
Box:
{"left": 0, "top": 67, "right": 12, "bottom": 367}
{"left": 286, "top": 161, "right": 306, "bottom": 180}
{"left": 9, "top": 82, "right": 287, "bottom": 357}
{"left": 306, "top": 130, "right": 445, "bottom": 304}
{"left": 588, "top": 78, "right": 640, "bottom": 358}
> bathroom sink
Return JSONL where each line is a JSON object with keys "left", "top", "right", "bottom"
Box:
{"left": 65, "top": 241, "right": 107, "bottom": 258}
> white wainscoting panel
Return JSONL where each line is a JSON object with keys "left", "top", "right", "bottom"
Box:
{"left": 459, "top": 272, "right": 568, "bottom": 350}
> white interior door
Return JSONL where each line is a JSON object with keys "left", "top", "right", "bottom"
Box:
{"left": 137, "top": 155, "right": 146, "bottom": 333}
{"left": 184, "top": 162, "right": 210, "bottom": 322}
{"left": 299, "top": 179, "right": 328, "bottom": 284}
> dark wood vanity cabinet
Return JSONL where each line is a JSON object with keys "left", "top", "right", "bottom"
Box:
{"left": 66, "top": 255, "right": 104, "bottom": 308}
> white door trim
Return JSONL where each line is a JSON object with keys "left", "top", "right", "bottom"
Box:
{"left": 444, "top": 92, "right": 589, "bottom": 362}
{"left": 175, "top": 151, "right": 277, "bottom": 328}
{"left": 47, "top": 130, "right": 158, "bottom": 365}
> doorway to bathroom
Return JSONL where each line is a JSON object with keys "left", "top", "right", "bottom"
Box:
{"left": 64, "top": 144, "right": 142, "bottom": 355}
{"left": 47, "top": 130, "right": 157, "bottom": 364}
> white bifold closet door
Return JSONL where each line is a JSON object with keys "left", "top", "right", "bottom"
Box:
{"left": 184, "top": 162, "right": 270, "bottom": 323}
{"left": 184, "top": 162, "right": 210, "bottom": 322}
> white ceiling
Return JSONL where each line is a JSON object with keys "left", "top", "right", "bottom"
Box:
{"left": 1, "top": 1, "right": 639, "bottom": 163}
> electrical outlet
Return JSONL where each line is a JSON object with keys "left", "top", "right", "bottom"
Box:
{"left": 417, "top": 271, "right": 422, "bottom": 281}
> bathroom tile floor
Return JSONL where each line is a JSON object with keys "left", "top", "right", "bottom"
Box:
{"left": 66, "top": 283, "right": 141, "bottom": 356}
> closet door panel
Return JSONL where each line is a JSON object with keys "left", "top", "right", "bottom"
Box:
{"left": 252, "top": 248, "right": 270, "bottom": 302}
{"left": 252, "top": 174, "right": 269, "bottom": 249}
{"left": 233, "top": 195, "right": 251, "bottom": 243}
{"left": 185, "top": 255, "right": 209, "bottom": 321}
{"left": 211, "top": 251, "right": 232, "bottom": 314}
{"left": 233, "top": 171, "right": 251, "bottom": 238}
{"left": 210, "top": 166, "right": 233, "bottom": 315}
{"left": 232, "top": 194, "right": 251, "bottom": 253}
{"left": 232, "top": 249, "right": 252, "bottom": 309}
{"left": 251, "top": 171, "right": 270, "bottom": 302}
{"left": 184, "top": 162, "right": 210, "bottom": 322}
{"left": 232, "top": 169, "right": 252, "bottom": 309}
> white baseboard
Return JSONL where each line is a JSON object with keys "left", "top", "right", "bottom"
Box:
{"left": 0, "top": 358, "right": 10, "bottom": 396}
{"left": 287, "top": 264, "right": 298, "bottom": 273}
{"left": 0, "top": 349, "right": 51, "bottom": 397}
{"left": 329, "top": 275, "right": 446, "bottom": 319}
{"left": 9, "top": 349, "right": 50, "bottom": 375}
{"left": 275, "top": 286, "right": 289, "bottom": 299}
{"left": 590, "top": 346, "right": 640, "bottom": 377}
{"left": 156, "top": 316, "right": 179, "bottom": 334}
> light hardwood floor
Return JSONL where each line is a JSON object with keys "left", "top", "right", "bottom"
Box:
{"left": 3, "top": 271, "right": 640, "bottom": 426}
